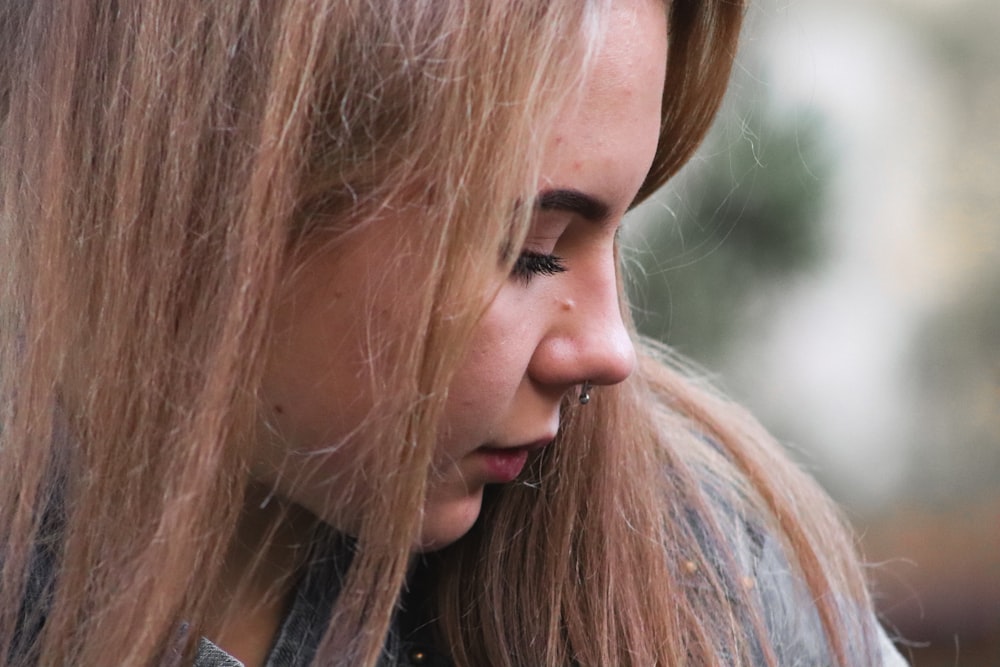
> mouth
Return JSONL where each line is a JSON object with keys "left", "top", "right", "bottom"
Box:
{"left": 475, "top": 438, "right": 552, "bottom": 483}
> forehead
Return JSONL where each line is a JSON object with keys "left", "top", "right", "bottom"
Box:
{"left": 540, "top": 0, "right": 668, "bottom": 212}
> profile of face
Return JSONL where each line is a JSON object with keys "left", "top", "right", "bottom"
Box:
{"left": 257, "top": 0, "right": 668, "bottom": 550}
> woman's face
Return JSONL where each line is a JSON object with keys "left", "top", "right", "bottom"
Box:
{"left": 257, "top": 0, "right": 668, "bottom": 550}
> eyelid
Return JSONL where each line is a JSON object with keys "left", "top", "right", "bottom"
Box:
{"left": 510, "top": 250, "right": 566, "bottom": 285}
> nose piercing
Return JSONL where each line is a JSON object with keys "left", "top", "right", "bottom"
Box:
{"left": 579, "top": 381, "right": 592, "bottom": 405}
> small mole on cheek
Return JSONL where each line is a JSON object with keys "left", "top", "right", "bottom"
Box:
{"left": 559, "top": 299, "right": 575, "bottom": 312}
{"left": 273, "top": 404, "right": 285, "bottom": 415}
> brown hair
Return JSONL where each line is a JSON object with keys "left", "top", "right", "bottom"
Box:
{"left": 0, "top": 0, "right": 881, "bottom": 665}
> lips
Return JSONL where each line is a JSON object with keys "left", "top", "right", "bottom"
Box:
{"left": 475, "top": 438, "right": 552, "bottom": 483}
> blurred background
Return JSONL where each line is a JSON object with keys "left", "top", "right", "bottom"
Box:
{"left": 624, "top": 0, "right": 999, "bottom": 664}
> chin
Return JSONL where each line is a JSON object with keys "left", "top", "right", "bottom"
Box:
{"left": 414, "top": 488, "right": 486, "bottom": 552}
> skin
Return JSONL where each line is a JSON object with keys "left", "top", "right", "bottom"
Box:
{"left": 216, "top": 1, "right": 667, "bottom": 662}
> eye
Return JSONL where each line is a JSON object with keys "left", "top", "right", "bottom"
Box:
{"left": 510, "top": 250, "right": 566, "bottom": 285}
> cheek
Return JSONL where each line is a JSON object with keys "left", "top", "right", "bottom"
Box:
{"left": 261, "top": 298, "right": 368, "bottom": 448}
{"left": 252, "top": 298, "right": 400, "bottom": 528}
{"left": 253, "top": 334, "right": 373, "bottom": 514}
{"left": 258, "top": 241, "right": 418, "bottom": 455}
{"left": 443, "top": 290, "right": 541, "bottom": 426}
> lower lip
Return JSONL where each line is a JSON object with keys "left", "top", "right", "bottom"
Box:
{"left": 476, "top": 447, "right": 531, "bottom": 483}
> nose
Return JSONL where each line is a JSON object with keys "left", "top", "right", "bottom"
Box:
{"left": 528, "top": 269, "right": 636, "bottom": 392}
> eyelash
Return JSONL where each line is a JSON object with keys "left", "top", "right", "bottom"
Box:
{"left": 511, "top": 250, "right": 566, "bottom": 284}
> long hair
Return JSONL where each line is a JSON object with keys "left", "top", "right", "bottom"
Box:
{"left": 0, "top": 1, "right": 880, "bottom": 665}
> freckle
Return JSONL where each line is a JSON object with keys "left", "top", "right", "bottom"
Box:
{"left": 273, "top": 404, "right": 285, "bottom": 415}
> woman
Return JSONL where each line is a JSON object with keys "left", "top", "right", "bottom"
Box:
{"left": 0, "top": 0, "right": 906, "bottom": 665}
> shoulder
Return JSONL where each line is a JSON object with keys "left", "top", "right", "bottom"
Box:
{"left": 746, "top": 522, "right": 906, "bottom": 666}
{"left": 693, "top": 477, "right": 908, "bottom": 666}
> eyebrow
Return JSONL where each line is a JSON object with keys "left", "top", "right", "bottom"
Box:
{"left": 534, "top": 188, "right": 611, "bottom": 223}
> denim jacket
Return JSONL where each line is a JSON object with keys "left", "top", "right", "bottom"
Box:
{"left": 191, "top": 523, "right": 907, "bottom": 667}
{"left": 14, "top": 505, "right": 906, "bottom": 666}
{"left": 191, "top": 534, "right": 450, "bottom": 667}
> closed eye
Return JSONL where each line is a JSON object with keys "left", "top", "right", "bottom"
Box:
{"left": 510, "top": 250, "right": 566, "bottom": 285}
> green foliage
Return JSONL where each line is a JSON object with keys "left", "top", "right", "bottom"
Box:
{"left": 625, "top": 106, "right": 833, "bottom": 366}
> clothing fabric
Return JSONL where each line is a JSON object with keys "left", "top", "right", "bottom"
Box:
{"left": 12, "top": 480, "right": 908, "bottom": 666}
{"left": 192, "top": 522, "right": 908, "bottom": 667}
{"left": 194, "top": 533, "right": 449, "bottom": 667}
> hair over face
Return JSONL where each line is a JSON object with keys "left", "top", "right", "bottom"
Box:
{"left": 0, "top": 1, "right": 881, "bottom": 665}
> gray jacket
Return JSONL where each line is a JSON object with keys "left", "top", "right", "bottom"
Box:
{"left": 193, "top": 525, "right": 908, "bottom": 667}
{"left": 12, "top": 492, "right": 907, "bottom": 666}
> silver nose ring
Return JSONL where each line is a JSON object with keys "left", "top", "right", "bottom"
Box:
{"left": 579, "top": 381, "right": 592, "bottom": 405}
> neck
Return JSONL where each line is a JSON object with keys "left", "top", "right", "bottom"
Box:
{"left": 206, "top": 487, "right": 314, "bottom": 667}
